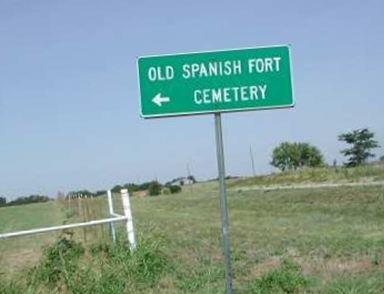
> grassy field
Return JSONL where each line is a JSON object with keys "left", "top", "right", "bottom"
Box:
{"left": 0, "top": 197, "right": 110, "bottom": 275}
{"left": 1, "top": 167, "right": 384, "bottom": 293}
{"left": 228, "top": 163, "right": 384, "bottom": 189}
{"left": 0, "top": 201, "right": 65, "bottom": 274}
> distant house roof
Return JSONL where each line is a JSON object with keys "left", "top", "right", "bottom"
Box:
{"left": 167, "top": 177, "right": 194, "bottom": 186}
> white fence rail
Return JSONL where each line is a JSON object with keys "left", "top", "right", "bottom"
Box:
{"left": 0, "top": 189, "right": 137, "bottom": 250}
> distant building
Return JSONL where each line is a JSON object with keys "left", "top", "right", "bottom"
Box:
{"left": 167, "top": 177, "right": 195, "bottom": 186}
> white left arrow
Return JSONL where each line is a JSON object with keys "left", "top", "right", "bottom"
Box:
{"left": 152, "top": 93, "right": 170, "bottom": 107}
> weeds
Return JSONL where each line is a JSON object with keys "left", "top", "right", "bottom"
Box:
{"left": 249, "top": 259, "right": 310, "bottom": 293}
{"left": 1, "top": 165, "right": 383, "bottom": 293}
{"left": 326, "top": 273, "right": 384, "bottom": 294}
{"left": 1, "top": 234, "right": 169, "bottom": 293}
{"left": 0, "top": 278, "right": 24, "bottom": 294}
{"left": 176, "top": 259, "right": 224, "bottom": 292}
{"left": 29, "top": 237, "right": 84, "bottom": 287}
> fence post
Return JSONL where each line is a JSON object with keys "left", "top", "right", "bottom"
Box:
{"left": 121, "top": 189, "right": 137, "bottom": 251}
{"left": 107, "top": 190, "right": 116, "bottom": 243}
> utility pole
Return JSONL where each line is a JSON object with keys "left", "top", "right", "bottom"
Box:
{"left": 187, "top": 163, "right": 191, "bottom": 178}
{"left": 250, "top": 145, "right": 256, "bottom": 176}
{"left": 187, "top": 163, "right": 193, "bottom": 192}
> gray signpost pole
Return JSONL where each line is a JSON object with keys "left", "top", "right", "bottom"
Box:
{"left": 214, "top": 113, "right": 233, "bottom": 294}
{"left": 137, "top": 45, "right": 294, "bottom": 294}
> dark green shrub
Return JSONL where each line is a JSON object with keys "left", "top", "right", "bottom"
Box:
{"left": 169, "top": 185, "right": 182, "bottom": 194}
{"left": 10, "top": 234, "right": 169, "bottom": 293}
{"left": 148, "top": 181, "right": 162, "bottom": 196}
{"left": 0, "top": 196, "right": 6, "bottom": 206}
{"left": 30, "top": 237, "right": 84, "bottom": 286}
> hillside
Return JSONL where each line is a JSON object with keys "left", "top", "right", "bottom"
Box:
{"left": 1, "top": 169, "right": 384, "bottom": 292}
{"left": 228, "top": 163, "right": 384, "bottom": 189}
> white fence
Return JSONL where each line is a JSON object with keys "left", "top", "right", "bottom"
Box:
{"left": 0, "top": 189, "right": 137, "bottom": 251}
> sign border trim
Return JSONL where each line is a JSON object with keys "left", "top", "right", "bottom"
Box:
{"left": 137, "top": 44, "right": 295, "bottom": 119}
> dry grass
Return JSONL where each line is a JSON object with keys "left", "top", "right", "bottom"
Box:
{"left": 1, "top": 166, "right": 384, "bottom": 292}
{"left": 228, "top": 163, "right": 384, "bottom": 189}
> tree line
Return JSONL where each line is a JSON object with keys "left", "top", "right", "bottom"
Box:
{"left": 0, "top": 194, "right": 51, "bottom": 208}
{"left": 110, "top": 179, "right": 185, "bottom": 196}
{"left": 2, "top": 128, "right": 380, "bottom": 206}
{"left": 1, "top": 176, "right": 191, "bottom": 207}
{"left": 271, "top": 128, "right": 381, "bottom": 171}
{"left": 65, "top": 177, "right": 189, "bottom": 200}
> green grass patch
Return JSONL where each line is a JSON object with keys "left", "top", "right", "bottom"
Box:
{"left": 1, "top": 234, "right": 169, "bottom": 293}
{"left": 228, "top": 164, "right": 384, "bottom": 188}
{"left": 249, "top": 259, "right": 310, "bottom": 293}
{"left": 1, "top": 168, "right": 383, "bottom": 292}
{"left": 325, "top": 271, "right": 384, "bottom": 294}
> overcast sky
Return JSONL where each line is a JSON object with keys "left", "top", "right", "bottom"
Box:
{"left": 1, "top": 0, "right": 383, "bottom": 199}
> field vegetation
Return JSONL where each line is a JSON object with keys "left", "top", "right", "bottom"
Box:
{"left": 228, "top": 162, "right": 384, "bottom": 189}
{"left": 0, "top": 165, "right": 383, "bottom": 293}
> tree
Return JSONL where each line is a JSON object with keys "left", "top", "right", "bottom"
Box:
{"left": 111, "top": 185, "right": 124, "bottom": 193}
{"left": 123, "top": 183, "right": 140, "bottom": 193}
{"left": 148, "top": 181, "right": 162, "bottom": 196}
{"left": 94, "top": 190, "right": 107, "bottom": 197}
{"left": 0, "top": 196, "right": 6, "bottom": 207}
{"left": 271, "top": 142, "right": 324, "bottom": 171}
{"left": 338, "top": 128, "right": 380, "bottom": 166}
{"left": 6, "top": 195, "right": 50, "bottom": 206}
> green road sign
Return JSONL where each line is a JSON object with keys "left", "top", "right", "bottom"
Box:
{"left": 138, "top": 45, "right": 294, "bottom": 118}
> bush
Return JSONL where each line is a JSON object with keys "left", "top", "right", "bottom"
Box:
{"left": 148, "top": 181, "right": 162, "bottom": 196}
{"left": 169, "top": 185, "right": 182, "bottom": 194}
{"left": 30, "top": 238, "right": 85, "bottom": 287}
{"left": 21, "top": 235, "right": 169, "bottom": 293}
{"left": 249, "top": 259, "right": 310, "bottom": 293}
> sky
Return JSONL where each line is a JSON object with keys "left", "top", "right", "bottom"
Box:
{"left": 1, "top": 0, "right": 383, "bottom": 199}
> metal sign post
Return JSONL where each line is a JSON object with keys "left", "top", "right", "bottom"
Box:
{"left": 214, "top": 112, "right": 233, "bottom": 293}
{"left": 137, "top": 44, "right": 295, "bottom": 293}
